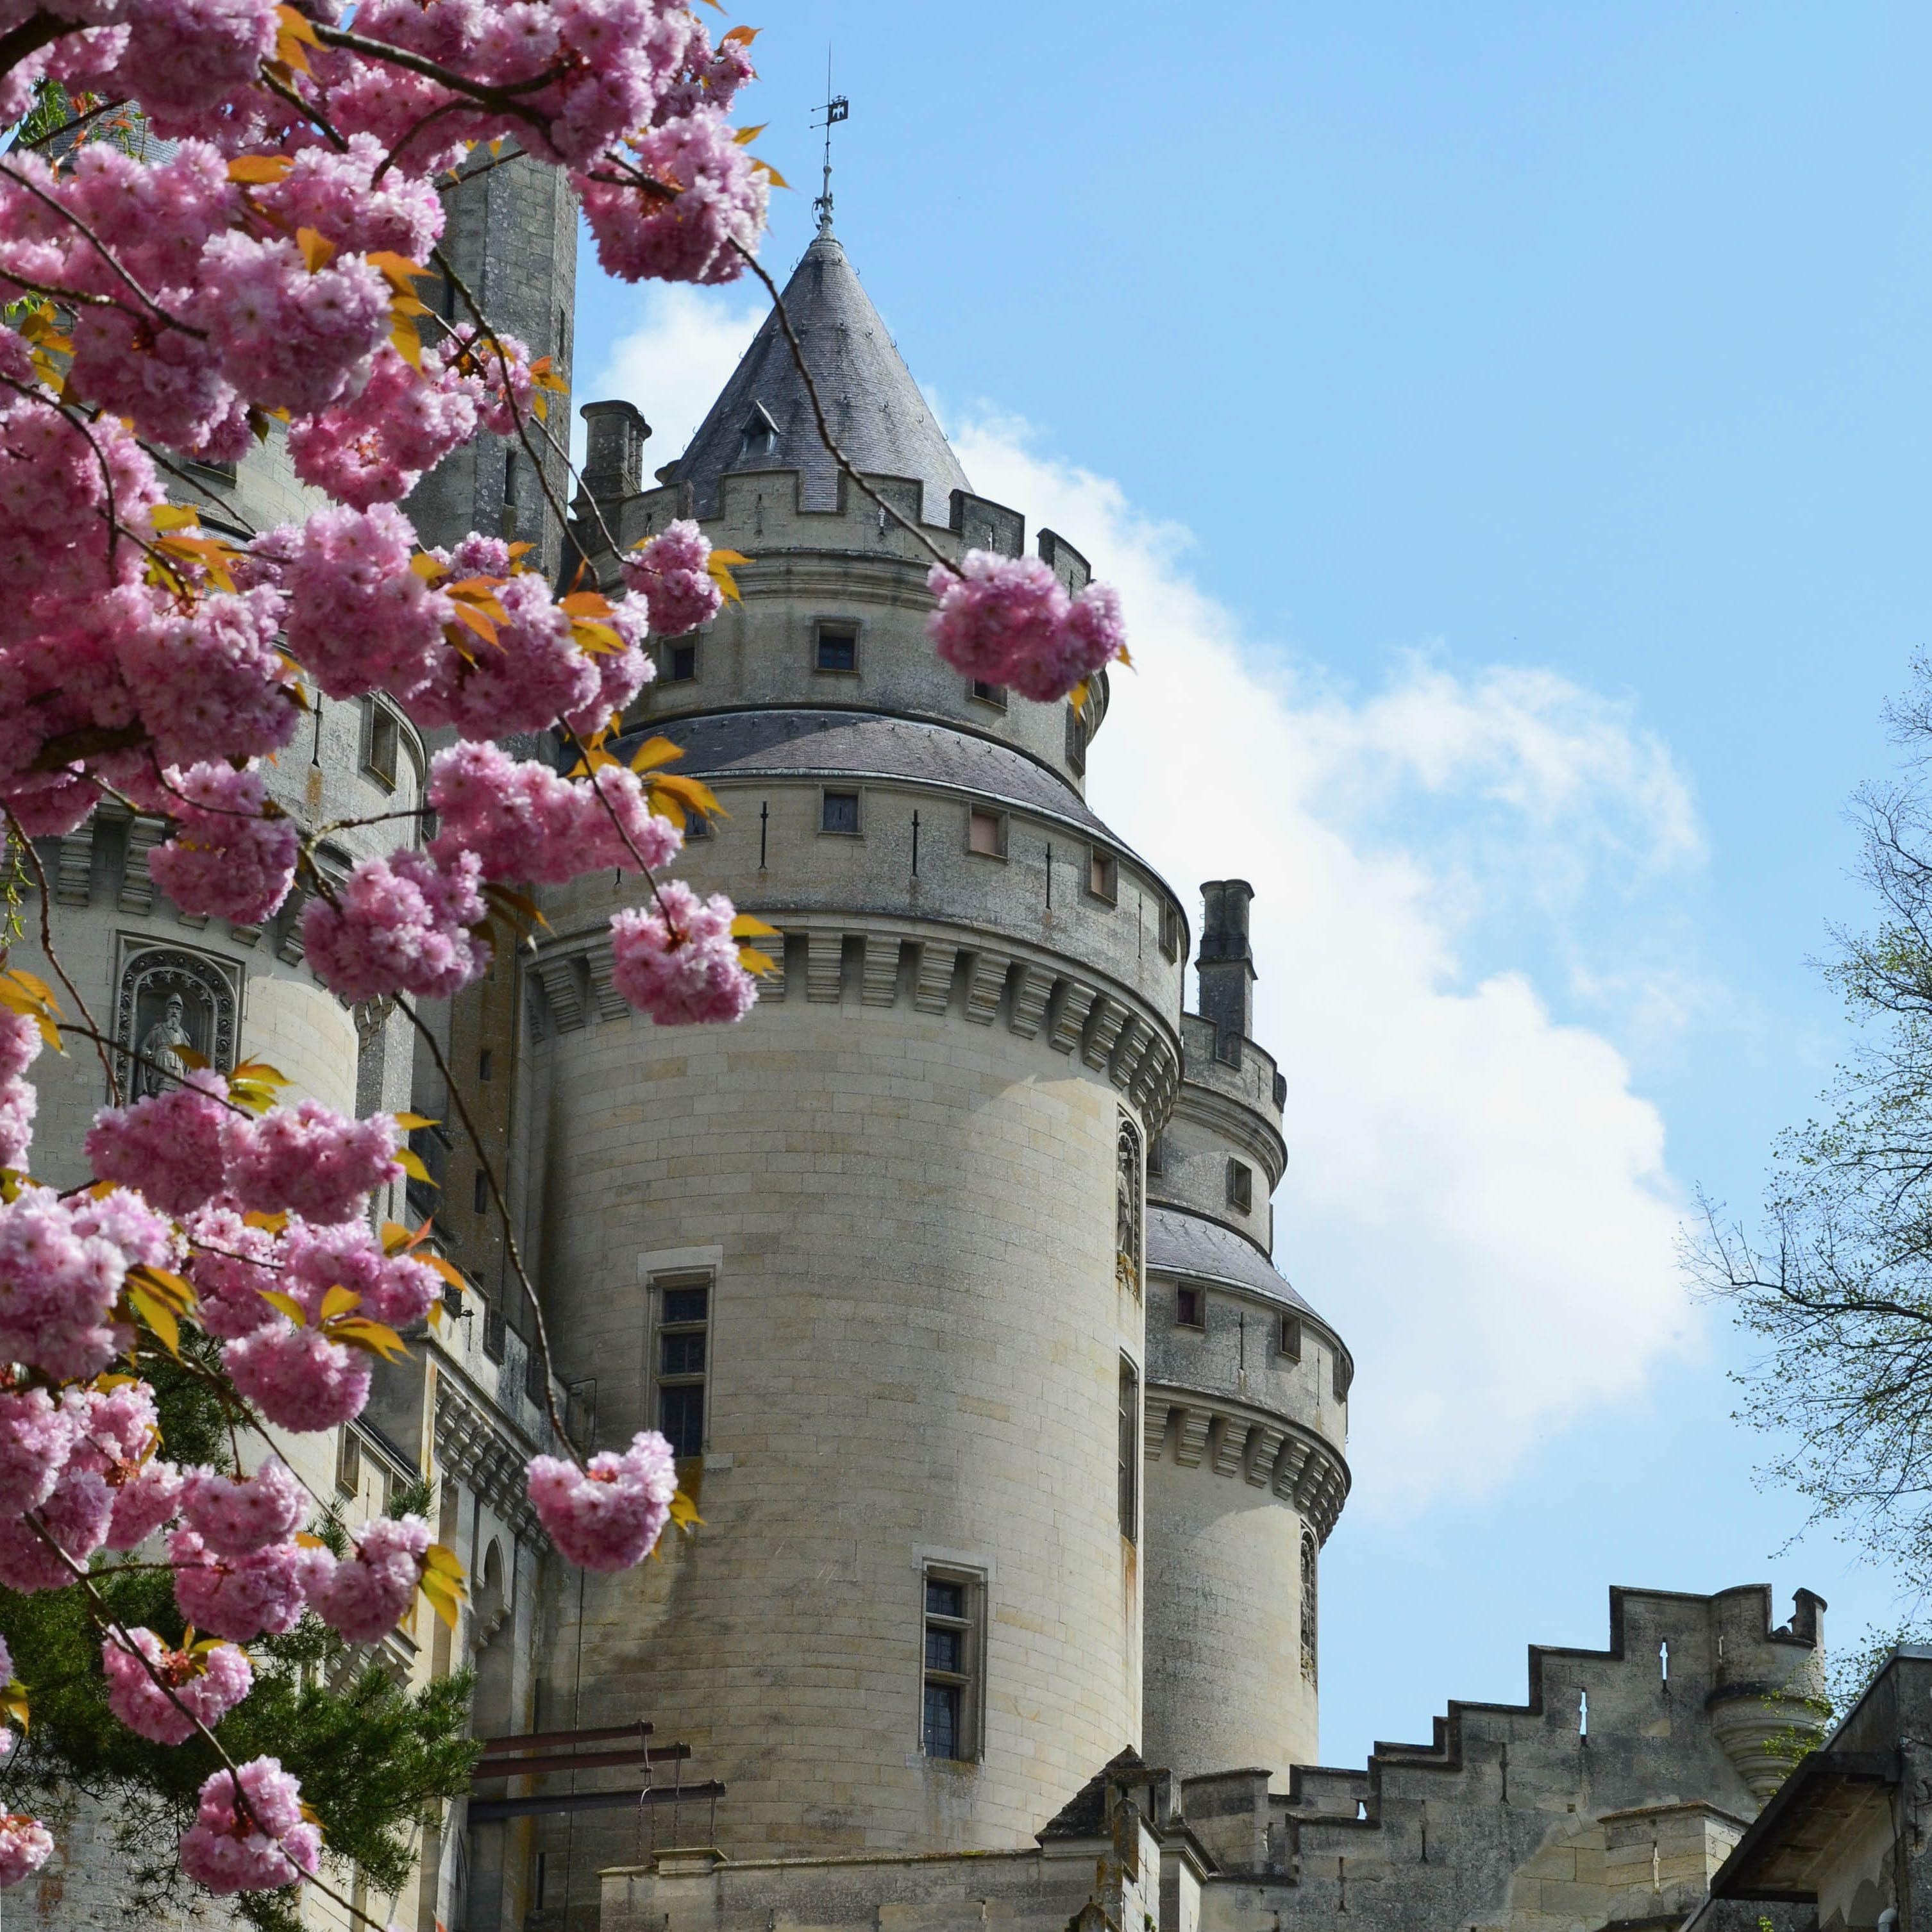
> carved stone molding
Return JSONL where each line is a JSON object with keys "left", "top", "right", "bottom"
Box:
{"left": 528, "top": 916, "right": 1184, "bottom": 1131}
{"left": 434, "top": 1379, "right": 543, "bottom": 1544}
{"left": 1145, "top": 1385, "right": 1352, "bottom": 1545}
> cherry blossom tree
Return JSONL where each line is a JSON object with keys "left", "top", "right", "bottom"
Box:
{"left": 0, "top": 0, "right": 1127, "bottom": 1917}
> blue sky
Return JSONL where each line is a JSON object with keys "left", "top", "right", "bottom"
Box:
{"left": 573, "top": 3, "right": 1932, "bottom": 1765}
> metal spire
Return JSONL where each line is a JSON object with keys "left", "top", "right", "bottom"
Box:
{"left": 811, "top": 51, "right": 848, "bottom": 235}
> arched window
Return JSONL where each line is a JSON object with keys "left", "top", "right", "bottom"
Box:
{"left": 1300, "top": 1527, "right": 1318, "bottom": 1685}
{"left": 1116, "top": 1115, "right": 1143, "bottom": 1297}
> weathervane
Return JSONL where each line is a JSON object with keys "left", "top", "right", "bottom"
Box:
{"left": 811, "top": 51, "right": 848, "bottom": 235}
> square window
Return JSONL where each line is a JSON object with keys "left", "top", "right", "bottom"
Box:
{"left": 968, "top": 809, "right": 1006, "bottom": 858}
{"left": 1176, "top": 1285, "right": 1204, "bottom": 1329}
{"left": 821, "top": 791, "right": 861, "bottom": 836}
{"left": 925, "top": 1577, "right": 964, "bottom": 1619}
{"left": 970, "top": 680, "right": 1007, "bottom": 709}
{"left": 1227, "top": 1160, "right": 1254, "bottom": 1213}
{"left": 662, "top": 1285, "right": 709, "bottom": 1323}
{"left": 1278, "top": 1315, "right": 1302, "bottom": 1362}
{"left": 684, "top": 811, "right": 712, "bottom": 840}
{"left": 666, "top": 643, "right": 697, "bottom": 683}
{"left": 814, "top": 621, "right": 859, "bottom": 673}
{"left": 1087, "top": 850, "right": 1117, "bottom": 903}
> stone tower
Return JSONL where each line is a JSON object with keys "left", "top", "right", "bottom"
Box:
{"left": 1141, "top": 881, "right": 1350, "bottom": 1782}
{"left": 515, "top": 223, "right": 1189, "bottom": 1903}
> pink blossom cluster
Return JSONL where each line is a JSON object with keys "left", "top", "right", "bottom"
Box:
{"left": 621, "top": 519, "right": 724, "bottom": 638}
{"left": 0, "top": 1009, "right": 41, "bottom": 1173}
{"left": 284, "top": 1219, "right": 439, "bottom": 1329}
{"left": 308, "top": 1512, "right": 430, "bottom": 1643}
{"left": 103, "top": 1626, "right": 254, "bottom": 1745}
{"left": 577, "top": 111, "right": 768, "bottom": 287}
{"left": 0, "top": 1813, "right": 53, "bottom": 1890}
{"left": 301, "top": 846, "right": 491, "bottom": 1003}
{"left": 925, "top": 553, "right": 1129, "bottom": 704}
{"left": 146, "top": 764, "right": 299, "bottom": 928}
{"left": 428, "top": 741, "right": 682, "bottom": 884}
{"left": 221, "top": 1100, "right": 403, "bottom": 1227}
{"left": 169, "top": 1527, "right": 329, "bottom": 1642}
{"left": 527, "top": 1429, "right": 678, "bottom": 1572}
{"left": 0, "top": 1183, "right": 171, "bottom": 1383}
{"left": 67, "top": 1381, "right": 185, "bottom": 1550}
{"left": 179, "top": 1757, "right": 321, "bottom": 1897}
{"left": 179, "top": 1458, "right": 305, "bottom": 1555}
{"left": 223, "top": 1322, "right": 374, "bottom": 1433}
{"left": 87, "top": 1070, "right": 233, "bottom": 1216}
{"left": 288, "top": 343, "right": 479, "bottom": 510}
{"left": 610, "top": 881, "right": 758, "bottom": 1027}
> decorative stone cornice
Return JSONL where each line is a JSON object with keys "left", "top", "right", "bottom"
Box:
{"left": 530, "top": 912, "right": 1183, "bottom": 1130}
{"left": 1145, "top": 1384, "right": 1351, "bottom": 1545}
{"left": 433, "top": 1377, "right": 544, "bottom": 1543}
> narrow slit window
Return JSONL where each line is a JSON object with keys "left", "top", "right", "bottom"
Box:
{"left": 1118, "top": 1358, "right": 1138, "bottom": 1541}
{"left": 335, "top": 1427, "right": 362, "bottom": 1499}
{"left": 1066, "top": 705, "right": 1089, "bottom": 775}
{"left": 814, "top": 621, "right": 859, "bottom": 673}
{"left": 921, "top": 1570, "right": 980, "bottom": 1761}
{"left": 656, "top": 1279, "right": 710, "bottom": 1459}
{"left": 1332, "top": 1350, "right": 1354, "bottom": 1404}
{"left": 1176, "top": 1285, "right": 1204, "bottom": 1329}
{"left": 1087, "top": 850, "right": 1117, "bottom": 903}
{"left": 1278, "top": 1314, "right": 1302, "bottom": 1361}
{"left": 1227, "top": 1159, "right": 1254, "bottom": 1213}
{"left": 821, "top": 790, "right": 861, "bottom": 836}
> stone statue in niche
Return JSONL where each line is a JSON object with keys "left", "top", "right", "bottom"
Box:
{"left": 1116, "top": 1116, "right": 1142, "bottom": 1295}
{"left": 113, "top": 945, "right": 238, "bottom": 1099}
{"left": 137, "top": 991, "right": 196, "bottom": 1096}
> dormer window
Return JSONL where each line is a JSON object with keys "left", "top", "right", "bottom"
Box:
{"left": 739, "top": 402, "right": 779, "bottom": 460}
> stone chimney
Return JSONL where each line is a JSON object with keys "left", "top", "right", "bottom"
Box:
{"left": 579, "top": 399, "right": 650, "bottom": 509}
{"left": 1197, "top": 880, "right": 1256, "bottom": 1057}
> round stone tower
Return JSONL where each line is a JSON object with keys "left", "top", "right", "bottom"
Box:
{"left": 1140, "top": 880, "right": 1352, "bottom": 1783}
{"left": 519, "top": 223, "right": 1188, "bottom": 1881}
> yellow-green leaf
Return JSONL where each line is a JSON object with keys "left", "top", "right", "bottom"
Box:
{"left": 319, "top": 1284, "right": 362, "bottom": 1321}
{"left": 257, "top": 1288, "right": 309, "bottom": 1327}
{"left": 627, "top": 735, "right": 685, "bottom": 775}
{"left": 296, "top": 226, "right": 336, "bottom": 273}
{"left": 328, "top": 1315, "right": 407, "bottom": 1361}
{"left": 126, "top": 1284, "right": 181, "bottom": 1360}
{"left": 392, "top": 1111, "right": 439, "bottom": 1130}
{"left": 394, "top": 1148, "right": 435, "bottom": 1186}
{"left": 730, "top": 913, "right": 780, "bottom": 939}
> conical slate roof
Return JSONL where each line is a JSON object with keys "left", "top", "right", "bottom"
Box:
{"left": 666, "top": 228, "right": 971, "bottom": 519}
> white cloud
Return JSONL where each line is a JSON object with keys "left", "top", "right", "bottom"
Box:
{"left": 953, "top": 416, "right": 1704, "bottom": 1515}
{"left": 580, "top": 285, "right": 765, "bottom": 478}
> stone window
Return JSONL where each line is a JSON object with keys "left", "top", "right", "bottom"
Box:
{"left": 1277, "top": 1314, "right": 1302, "bottom": 1363}
{"left": 821, "top": 790, "right": 861, "bottom": 837}
{"left": 970, "top": 679, "right": 1007, "bottom": 709}
{"left": 1175, "top": 1285, "right": 1204, "bottom": 1330}
{"left": 471, "top": 1169, "right": 487, "bottom": 1215}
{"left": 1066, "top": 703, "right": 1088, "bottom": 775}
{"left": 1300, "top": 1528, "right": 1318, "bottom": 1684}
{"left": 357, "top": 696, "right": 399, "bottom": 791}
{"left": 684, "top": 809, "right": 712, "bottom": 840}
{"left": 1086, "top": 849, "right": 1117, "bottom": 905}
{"left": 1226, "top": 1159, "right": 1253, "bottom": 1213}
{"left": 1159, "top": 900, "right": 1182, "bottom": 961}
{"left": 335, "top": 1427, "right": 362, "bottom": 1499}
{"left": 664, "top": 641, "right": 698, "bottom": 684}
{"left": 814, "top": 619, "right": 859, "bottom": 673}
{"left": 1332, "top": 1350, "right": 1353, "bottom": 1405}
{"left": 968, "top": 809, "right": 1006, "bottom": 859}
{"left": 921, "top": 1568, "right": 982, "bottom": 1761}
{"left": 654, "top": 1277, "right": 710, "bottom": 1459}
{"left": 1118, "top": 1357, "right": 1138, "bottom": 1541}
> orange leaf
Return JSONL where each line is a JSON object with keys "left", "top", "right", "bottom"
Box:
{"left": 296, "top": 226, "right": 335, "bottom": 273}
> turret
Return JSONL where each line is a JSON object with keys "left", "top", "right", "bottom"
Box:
{"left": 1140, "top": 884, "right": 1352, "bottom": 1785}
{"left": 517, "top": 224, "right": 1188, "bottom": 1901}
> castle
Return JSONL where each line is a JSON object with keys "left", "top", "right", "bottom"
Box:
{"left": 16, "top": 159, "right": 1846, "bottom": 1932}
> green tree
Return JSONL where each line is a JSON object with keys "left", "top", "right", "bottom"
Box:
{"left": 0, "top": 1340, "right": 476, "bottom": 1931}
